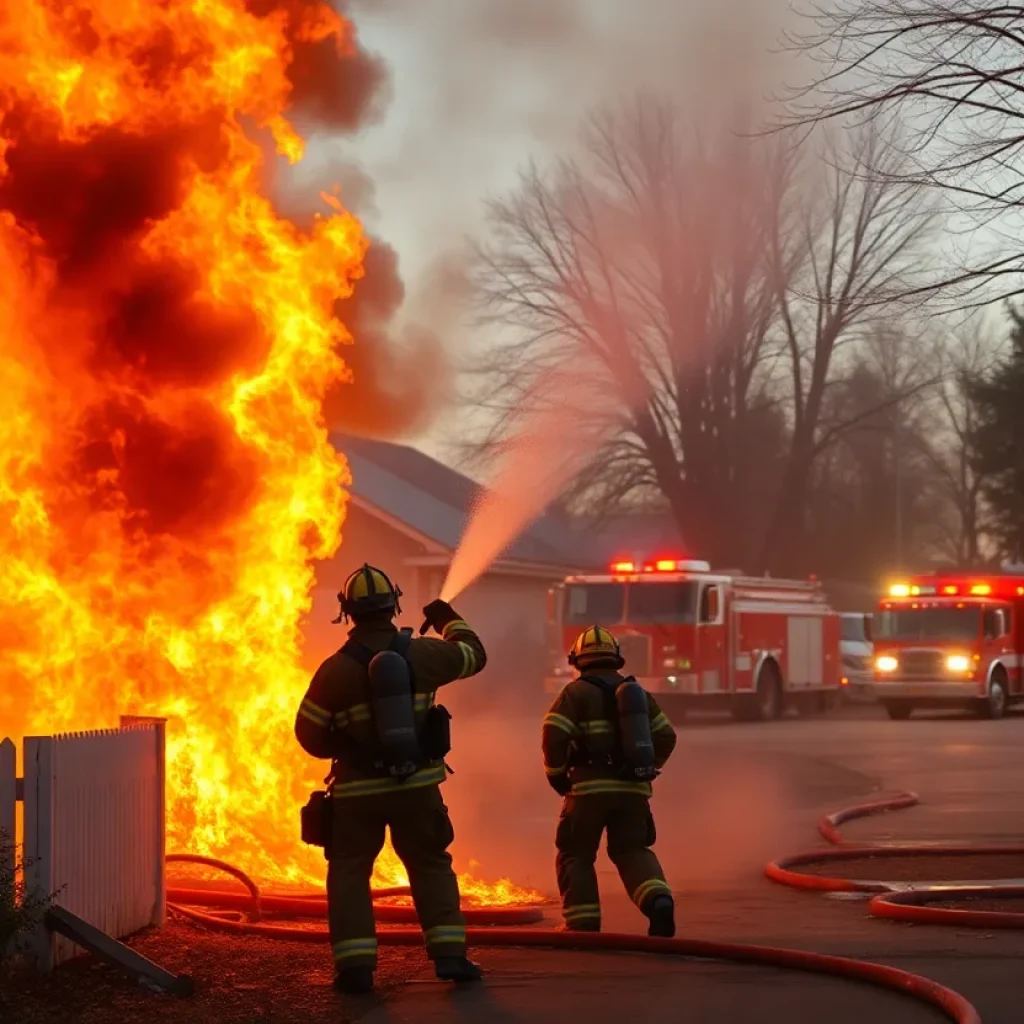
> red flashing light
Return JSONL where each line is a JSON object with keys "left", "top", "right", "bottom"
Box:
{"left": 970, "top": 583, "right": 992, "bottom": 596}
{"left": 942, "top": 585, "right": 958, "bottom": 595}
{"left": 611, "top": 561, "right": 635, "bottom": 574}
{"left": 655, "top": 559, "right": 679, "bottom": 572}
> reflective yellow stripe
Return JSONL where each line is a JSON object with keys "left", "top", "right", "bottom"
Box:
{"left": 298, "top": 699, "right": 331, "bottom": 727}
{"left": 332, "top": 764, "right": 447, "bottom": 798}
{"left": 564, "top": 904, "right": 601, "bottom": 921}
{"left": 581, "top": 720, "right": 614, "bottom": 735}
{"left": 543, "top": 713, "right": 578, "bottom": 735}
{"left": 650, "top": 713, "right": 671, "bottom": 732}
{"left": 570, "top": 779, "right": 652, "bottom": 797}
{"left": 332, "top": 937, "right": 378, "bottom": 961}
{"left": 456, "top": 641, "right": 478, "bottom": 678}
{"left": 632, "top": 878, "right": 672, "bottom": 908}
{"left": 442, "top": 619, "right": 470, "bottom": 638}
{"left": 414, "top": 693, "right": 433, "bottom": 710}
{"left": 424, "top": 925, "right": 466, "bottom": 946}
{"left": 333, "top": 710, "right": 349, "bottom": 728}
{"left": 545, "top": 762, "right": 569, "bottom": 776}
{"left": 345, "top": 703, "right": 371, "bottom": 723}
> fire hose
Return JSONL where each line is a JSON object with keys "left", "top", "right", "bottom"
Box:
{"left": 166, "top": 796, "right": 991, "bottom": 1024}
{"left": 766, "top": 791, "right": 1024, "bottom": 930}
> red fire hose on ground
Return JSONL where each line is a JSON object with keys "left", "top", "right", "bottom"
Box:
{"left": 765, "top": 791, "right": 1024, "bottom": 929}
{"left": 166, "top": 794, "right": 991, "bottom": 1024}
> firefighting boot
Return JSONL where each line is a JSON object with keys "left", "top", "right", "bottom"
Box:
{"left": 646, "top": 894, "right": 676, "bottom": 938}
{"left": 434, "top": 956, "right": 484, "bottom": 983}
{"left": 333, "top": 966, "right": 374, "bottom": 994}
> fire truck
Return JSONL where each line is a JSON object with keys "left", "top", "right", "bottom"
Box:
{"left": 545, "top": 557, "right": 841, "bottom": 721}
{"left": 870, "top": 571, "right": 1024, "bottom": 720}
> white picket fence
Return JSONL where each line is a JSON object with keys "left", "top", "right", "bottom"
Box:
{"left": 0, "top": 718, "right": 166, "bottom": 970}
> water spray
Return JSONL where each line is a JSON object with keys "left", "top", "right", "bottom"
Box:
{"left": 439, "top": 357, "right": 648, "bottom": 603}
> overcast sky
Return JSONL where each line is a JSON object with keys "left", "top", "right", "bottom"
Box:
{"left": 329, "top": 1, "right": 793, "bottom": 273}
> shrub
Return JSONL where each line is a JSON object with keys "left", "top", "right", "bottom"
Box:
{"left": 0, "top": 829, "right": 55, "bottom": 967}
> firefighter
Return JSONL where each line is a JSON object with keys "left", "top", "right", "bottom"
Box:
{"left": 542, "top": 625, "right": 678, "bottom": 936}
{"left": 294, "top": 564, "right": 487, "bottom": 994}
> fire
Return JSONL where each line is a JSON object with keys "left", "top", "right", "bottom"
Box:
{"left": 0, "top": 0, "right": 535, "bottom": 906}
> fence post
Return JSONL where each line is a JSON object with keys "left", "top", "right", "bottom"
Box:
{"left": 120, "top": 717, "right": 167, "bottom": 927}
{"left": 0, "top": 738, "right": 15, "bottom": 876}
{"left": 152, "top": 721, "right": 166, "bottom": 926}
{"left": 24, "top": 736, "right": 55, "bottom": 973}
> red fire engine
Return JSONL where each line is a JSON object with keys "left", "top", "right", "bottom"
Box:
{"left": 870, "top": 571, "right": 1024, "bottom": 720}
{"left": 545, "top": 557, "right": 841, "bottom": 721}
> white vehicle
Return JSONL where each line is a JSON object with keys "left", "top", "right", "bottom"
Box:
{"left": 840, "top": 613, "right": 873, "bottom": 698}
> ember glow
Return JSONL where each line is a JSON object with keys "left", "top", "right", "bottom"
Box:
{"left": 0, "top": 0, "right": 535, "bottom": 905}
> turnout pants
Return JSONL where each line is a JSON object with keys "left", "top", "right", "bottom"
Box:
{"left": 555, "top": 792, "right": 672, "bottom": 931}
{"left": 327, "top": 784, "right": 466, "bottom": 970}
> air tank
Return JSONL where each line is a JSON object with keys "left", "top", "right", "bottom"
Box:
{"left": 616, "top": 678, "right": 657, "bottom": 778}
{"left": 368, "top": 650, "right": 421, "bottom": 779}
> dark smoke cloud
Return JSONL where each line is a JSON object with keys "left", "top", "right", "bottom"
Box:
{"left": 248, "top": 0, "right": 391, "bottom": 130}
{"left": 324, "top": 238, "right": 453, "bottom": 439}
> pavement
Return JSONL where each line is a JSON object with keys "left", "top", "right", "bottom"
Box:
{"left": 360, "top": 701, "right": 1024, "bottom": 1023}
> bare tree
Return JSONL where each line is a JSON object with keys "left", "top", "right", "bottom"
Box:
{"left": 759, "top": 125, "right": 936, "bottom": 570}
{"left": 466, "top": 98, "right": 788, "bottom": 567}
{"left": 785, "top": 0, "right": 1024, "bottom": 302}
{"left": 465, "top": 98, "right": 933, "bottom": 573}
{"left": 915, "top": 321, "right": 1000, "bottom": 563}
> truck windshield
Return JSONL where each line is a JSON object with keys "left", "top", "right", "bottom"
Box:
{"left": 841, "top": 616, "right": 867, "bottom": 643}
{"left": 565, "top": 583, "right": 624, "bottom": 625}
{"left": 875, "top": 606, "right": 980, "bottom": 642}
{"left": 628, "top": 582, "right": 699, "bottom": 624}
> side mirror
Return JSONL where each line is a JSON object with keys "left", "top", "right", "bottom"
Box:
{"left": 983, "top": 611, "right": 998, "bottom": 641}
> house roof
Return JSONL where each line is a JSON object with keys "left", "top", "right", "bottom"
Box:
{"left": 333, "top": 434, "right": 595, "bottom": 570}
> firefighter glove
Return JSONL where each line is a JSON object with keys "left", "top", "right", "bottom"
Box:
{"left": 420, "top": 599, "right": 460, "bottom": 636}
{"left": 548, "top": 772, "right": 571, "bottom": 796}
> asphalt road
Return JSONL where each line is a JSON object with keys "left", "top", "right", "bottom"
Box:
{"left": 385, "top": 701, "right": 1024, "bottom": 1023}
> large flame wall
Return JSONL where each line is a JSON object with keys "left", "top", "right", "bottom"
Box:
{"left": 0, "top": 0, "right": 373, "bottom": 886}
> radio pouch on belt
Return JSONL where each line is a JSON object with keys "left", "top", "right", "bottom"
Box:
{"left": 301, "top": 767, "right": 336, "bottom": 859}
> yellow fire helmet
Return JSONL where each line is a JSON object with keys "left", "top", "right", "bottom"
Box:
{"left": 335, "top": 563, "right": 403, "bottom": 622}
{"left": 568, "top": 625, "right": 624, "bottom": 669}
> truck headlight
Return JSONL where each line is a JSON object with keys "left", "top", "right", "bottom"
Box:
{"left": 875, "top": 655, "right": 899, "bottom": 673}
{"left": 945, "top": 654, "right": 971, "bottom": 673}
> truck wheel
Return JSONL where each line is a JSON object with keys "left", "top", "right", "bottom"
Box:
{"left": 749, "top": 663, "right": 782, "bottom": 722}
{"left": 976, "top": 673, "right": 1008, "bottom": 720}
{"left": 884, "top": 700, "right": 913, "bottom": 720}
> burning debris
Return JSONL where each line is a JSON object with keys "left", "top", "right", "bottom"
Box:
{"left": 0, "top": 0, "right": 529, "bottom": 903}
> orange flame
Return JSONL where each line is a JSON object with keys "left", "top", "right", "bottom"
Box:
{"left": 0, "top": 0, "right": 535, "bottom": 904}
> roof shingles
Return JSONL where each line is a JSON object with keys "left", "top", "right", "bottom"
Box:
{"left": 333, "top": 434, "right": 594, "bottom": 569}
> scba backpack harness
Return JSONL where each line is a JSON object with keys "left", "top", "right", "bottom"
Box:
{"left": 301, "top": 629, "right": 453, "bottom": 854}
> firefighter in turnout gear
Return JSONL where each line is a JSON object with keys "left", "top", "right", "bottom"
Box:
{"left": 542, "top": 625, "right": 678, "bottom": 936}
{"left": 294, "top": 564, "right": 487, "bottom": 995}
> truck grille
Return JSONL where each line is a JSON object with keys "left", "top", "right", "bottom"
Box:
{"left": 618, "top": 633, "right": 651, "bottom": 676}
{"left": 897, "top": 650, "right": 945, "bottom": 679}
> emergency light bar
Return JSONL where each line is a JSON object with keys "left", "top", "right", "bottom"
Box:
{"left": 608, "top": 558, "right": 712, "bottom": 574}
{"left": 887, "top": 577, "right": 1024, "bottom": 599}
{"left": 645, "top": 559, "right": 711, "bottom": 573}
